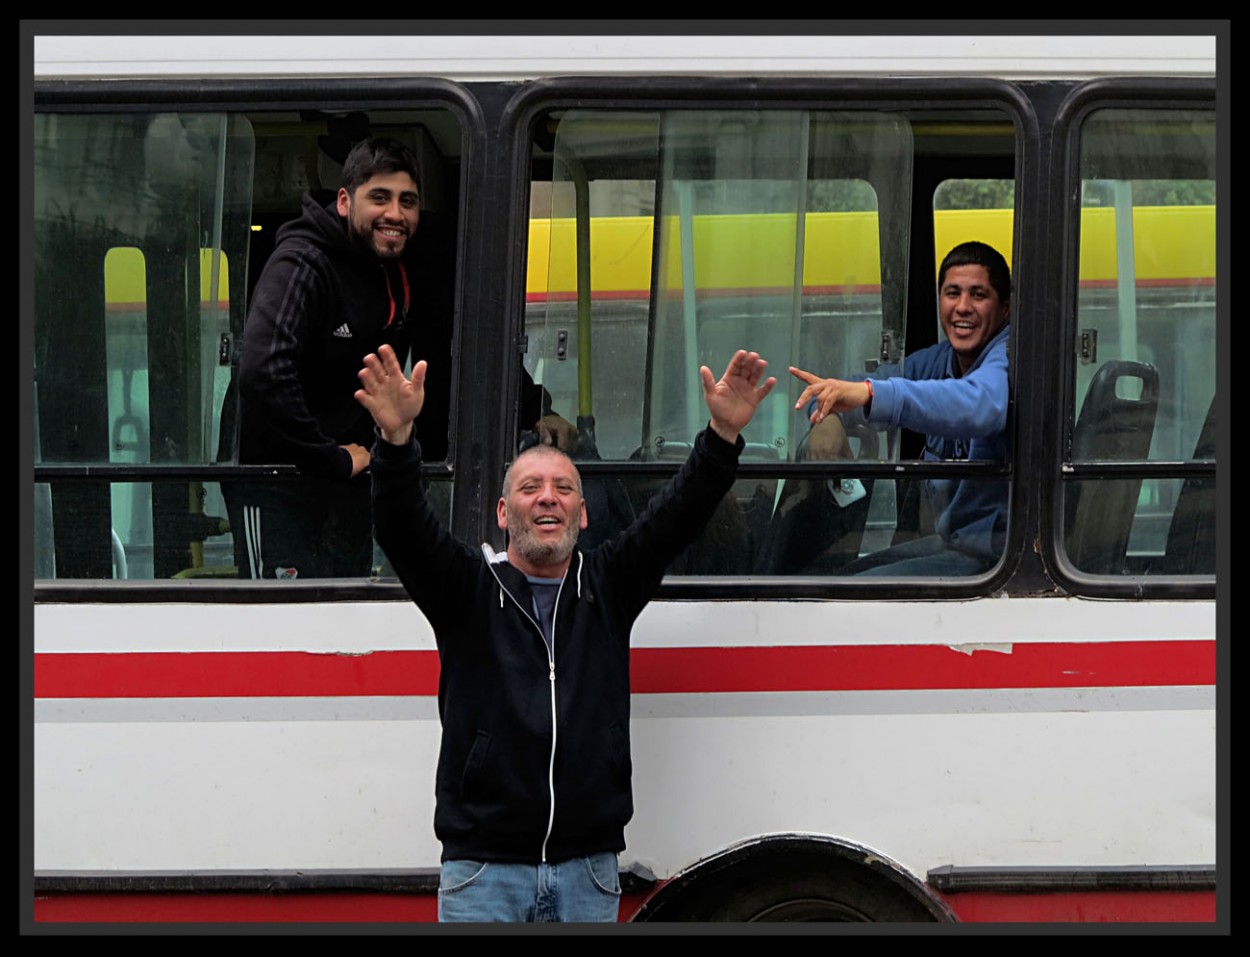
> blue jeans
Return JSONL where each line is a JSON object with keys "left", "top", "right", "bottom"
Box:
{"left": 438, "top": 852, "right": 621, "bottom": 923}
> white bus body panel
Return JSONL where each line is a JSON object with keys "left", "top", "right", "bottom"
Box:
{"left": 33, "top": 34, "right": 1216, "bottom": 81}
{"left": 34, "top": 598, "right": 1215, "bottom": 879}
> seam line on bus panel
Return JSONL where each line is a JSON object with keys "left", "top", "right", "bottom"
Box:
{"left": 34, "top": 687, "right": 1215, "bottom": 724}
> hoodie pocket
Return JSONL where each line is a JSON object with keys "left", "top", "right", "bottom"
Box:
{"left": 607, "top": 721, "right": 632, "bottom": 788}
{"left": 460, "top": 730, "right": 493, "bottom": 798}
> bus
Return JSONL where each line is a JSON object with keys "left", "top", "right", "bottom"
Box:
{"left": 28, "top": 31, "right": 1222, "bottom": 925}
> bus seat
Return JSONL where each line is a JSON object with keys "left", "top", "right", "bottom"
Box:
{"left": 623, "top": 439, "right": 767, "bottom": 574}
{"left": 1065, "top": 359, "right": 1160, "bottom": 574}
{"left": 880, "top": 418, "right": 932, "bottom": 546}
{"left": 1159, "top": 396, "right": 1216, "bottom": 575}
{"left": 753, "top": 427, "right": 873, "bottom": 574}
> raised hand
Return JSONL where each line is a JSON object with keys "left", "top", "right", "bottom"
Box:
{"left": 701, "top": 350, "right": 777, "bottom": 443}
{"left": 355, "top": 344, "right": 427, "bottom": 445}
{"left": 789, "top": 366, "right": 872, "bottom": 424}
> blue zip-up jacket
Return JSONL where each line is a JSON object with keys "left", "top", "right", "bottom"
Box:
{"left": 371, "top": 426, "right": 742, "bottom": 864}
{"left": 842, "top": 323, "right": 1009, "bottom": 559}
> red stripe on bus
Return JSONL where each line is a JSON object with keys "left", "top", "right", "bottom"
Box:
{"left": 31, "top": 887, "right": 1214, "bottom": 923}
{"left": 630, "top": 641, "right": 1212, "bottom": 693}
{"left": 941, "top": 889, "right": 1217, "bottom": 923}
{"left": 33, "top": 891, "right": 441, "bottom": 923}
{"left": 34, "top": 650, "right": 438, "bottom": 699}
{"left": 32, "top": 888, "right": 644, "bottom": 923}
{"left": 33, "top": 641, "right": 1213, "bottom": 699}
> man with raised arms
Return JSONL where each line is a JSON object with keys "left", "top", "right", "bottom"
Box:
{"left": 355, "top": 345, "right": 775, "bottom": 922}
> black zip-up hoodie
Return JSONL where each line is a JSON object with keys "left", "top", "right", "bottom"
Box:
{"left": 238, "top": 194, "right": 415, "bottom": 479}
{"left": 372, "top": 426, "right": 742, "bottom": 863}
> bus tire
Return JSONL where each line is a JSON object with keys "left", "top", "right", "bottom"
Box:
{"left": 631, "top": 837, "right": 953, "bottom": 923}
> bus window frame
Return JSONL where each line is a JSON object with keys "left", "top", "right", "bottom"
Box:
{"left": 498, "top": 74, "right": 1035, "bottom": 600}
{"left": 32, "top": 74, "right": 1220, "bottom": 603}
{"left": 1044, "top": 77, "right": 1218, "bottom": 599}
{"left": 31, "top": 77, "right": 479, "bottom": 598}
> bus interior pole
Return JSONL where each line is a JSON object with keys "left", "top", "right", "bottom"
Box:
{"left": 556, "top": 143, "right": 597, "bottom": 456}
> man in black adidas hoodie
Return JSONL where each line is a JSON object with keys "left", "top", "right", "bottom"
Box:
{"left": 356, "top": 345, "right": 776, "bottom": 921}
{"left": 231, "top": 137, "right": 573, "bottom": 579}
{"left": 230, "top": 137, "right": 423, "bottom": 579}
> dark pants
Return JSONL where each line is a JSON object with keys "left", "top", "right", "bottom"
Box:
{"left": 225, "top": 475, "right": 373, "bottom": 580}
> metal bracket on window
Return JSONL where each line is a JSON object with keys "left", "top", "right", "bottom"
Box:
{"left": 516, "top": 334, "right": 529, "bottom": 355}
{"left": 218, "top": 333, "right": 232, "bottom": 366}
{"left": 556, "top": 329, "right": 568, "bottom": 360}
{"left": 1078, "top": 329, "right": 1098, "bottom": 365}
{"left": 873, "top": 331, "right": 898, "bottom": 369}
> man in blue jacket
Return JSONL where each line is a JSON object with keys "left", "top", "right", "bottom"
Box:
{"left": 789, "top": 241, "right": 1010, "bottom": 576}
{"left": 355, "top": 345, "right": 775, "bottom": 922}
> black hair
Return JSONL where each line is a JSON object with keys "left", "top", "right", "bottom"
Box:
{"left": 340, "top": 137, "right": 421, "bottom": 195}
{"left": 938, "top": 241, "right": 1011, "bottom": 302}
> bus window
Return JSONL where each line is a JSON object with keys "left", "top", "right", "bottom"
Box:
{"left": 1064, "top": 108, "right": 1216, "bottom": 577}
{"left": 34, "top": 112, "right": 253, "bottom": 579}
{"left": 524, "top": 106, "right": 1015, "bottom": 577}
{"left": 33, "top": 108, "right": 463, "bottom": 580}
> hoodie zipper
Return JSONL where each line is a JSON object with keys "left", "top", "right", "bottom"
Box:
{"left": 484, "top": 557, "right": 567, "bottom": 864}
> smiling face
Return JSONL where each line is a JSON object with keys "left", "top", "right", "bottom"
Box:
{"left": 336, "top": 170, "right": 420, "bottom": 260}
{"left": 497, "top": 447, "right": 588, "bottom": 577}
{"left": 938, "top": 263, "right": 1011, "bottom": 375}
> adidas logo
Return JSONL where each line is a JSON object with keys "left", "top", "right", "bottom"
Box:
{"left": 332, "top": 324, "right": 353, "bottom": 338}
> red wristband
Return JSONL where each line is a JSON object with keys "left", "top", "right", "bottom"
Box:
{"left": 865, "top": 379, "right": 874, "bottom": 404}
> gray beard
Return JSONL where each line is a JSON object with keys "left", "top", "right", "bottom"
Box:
{"left": 507, "top": 510, "right": 579, "bottom": 568}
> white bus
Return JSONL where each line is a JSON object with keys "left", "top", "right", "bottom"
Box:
{"left": 29, "top": 30, "right": 1221, "bottom": 925}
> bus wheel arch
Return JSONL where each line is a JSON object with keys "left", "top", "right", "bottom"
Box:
{"left": 628, "top": 834, "right": 956, "bottom": 922}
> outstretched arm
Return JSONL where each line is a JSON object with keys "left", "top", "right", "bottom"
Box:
{"left": 701, "top": 350, "right": 777, "bottom": 444}
{"left": 789, "top": 366, "right": 873, "bottom": 424}
{"left": 355, "top": 344, "right": 427, "bottom": 446}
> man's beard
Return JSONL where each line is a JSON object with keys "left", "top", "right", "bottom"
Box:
{"left": 346, "top": 213, "right": 405, "bottom": 260}
{"left": 506, "top": 507, "right": 580, "bottom": 568}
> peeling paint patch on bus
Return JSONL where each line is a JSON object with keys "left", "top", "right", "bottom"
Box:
{"left": 948, "top": 643, "right": 1014, "bottom": 656}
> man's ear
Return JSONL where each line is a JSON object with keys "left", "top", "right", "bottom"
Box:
{"left": 579, "top": 500, "right": 589, "bottom": 530}
{"left": 335, "top": 187, "right": 351, "bottom": 218}
{"left": 497, "top": 497, "right": 509, "bottom": 531}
